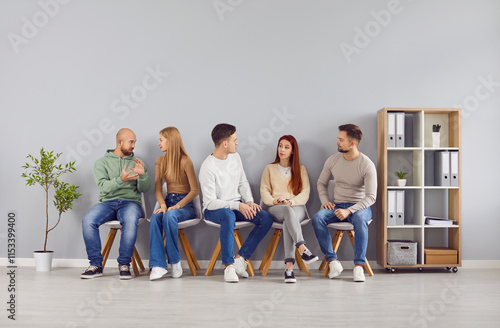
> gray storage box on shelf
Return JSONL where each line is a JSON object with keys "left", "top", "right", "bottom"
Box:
{"left": 387, "top": 240, "right": 417, "bottom": 265}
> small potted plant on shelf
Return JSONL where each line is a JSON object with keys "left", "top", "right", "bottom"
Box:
{"left": 21, "top": 148, "right": 82, "bottom": 271}
{"left": 432, "top": 124, "right": 441, "bottom": 148}
{"left": 395, "top": 171, "right": 408, "bottom": 186}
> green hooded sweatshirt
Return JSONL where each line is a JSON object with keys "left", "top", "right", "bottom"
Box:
{"left": 94, "top": 149, "right": 151, "bottom": 204}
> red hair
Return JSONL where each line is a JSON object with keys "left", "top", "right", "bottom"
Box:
{"left": 272, "top": 135, "right": 303, "bottom": 196}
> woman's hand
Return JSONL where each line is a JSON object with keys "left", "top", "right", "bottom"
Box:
{"left": 167, "top": 204, "right": 181, "bottom": 211}
{"left": 154, "top": 204, "right": 167, "bottom": 214}
{"left": 274, "top": 198, "right": 292, "bottom": 206}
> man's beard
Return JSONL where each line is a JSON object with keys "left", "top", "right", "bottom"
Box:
{"left": 121, "top": 146, "right": 133, "bottom": 156}
{"left": 337, "top": 146, "right": 349, "bottom": 154}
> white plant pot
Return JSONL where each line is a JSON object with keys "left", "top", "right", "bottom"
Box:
{"left": 432, "top": 132, "right": 440, "bottom": 148}
{"left": 34, "top": 251, "right": 53, "bottom": 272}
{"left": 397, "top": 179, "right": 407, "bottom": 187}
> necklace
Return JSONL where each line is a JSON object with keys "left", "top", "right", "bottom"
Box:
{"left": 279, "top": 164, "right": 291, "bottom": 175}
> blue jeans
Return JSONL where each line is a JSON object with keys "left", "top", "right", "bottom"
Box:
{"left": 82, "top": 199, "right": 143, "bottom": 267}
{"left": 312, "top": 203, "right": 372, "bottom": 265}
{"left": 149, "top": 193, "right": 196, "bottom": 268}
{"left": 204, "top": 207, "right": 273, "bottom": 266}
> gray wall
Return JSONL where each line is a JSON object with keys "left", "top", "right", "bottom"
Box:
{"left": 2, "top": 0, "right": 499, "bottom": 263}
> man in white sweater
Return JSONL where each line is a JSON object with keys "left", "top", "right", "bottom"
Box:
{"left": 312, "top": 124, "right": 377, "bottom": 282}
{"left": 199, "top": 123, "right": 273, "bottom": 282}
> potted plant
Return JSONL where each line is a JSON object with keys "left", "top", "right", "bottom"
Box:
{"left": 395, "top": 171, "right": 408, "bottom": 187}
{"left": 432, "top": 124, "right": 441, "bottom": 148}
{"left": 21, "top": 148, "right": 82, "bottom": 271}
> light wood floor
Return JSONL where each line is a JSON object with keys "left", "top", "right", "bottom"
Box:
{"left": 2, "top": 267, "right": 499, "bottom": 328}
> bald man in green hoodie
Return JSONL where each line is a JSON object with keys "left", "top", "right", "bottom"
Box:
{"left": 81, "top": 128, "right": 151, "bottom": 280}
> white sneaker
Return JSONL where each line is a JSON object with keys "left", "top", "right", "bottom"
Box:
{"left": 224, "top": 264, "right": 239, "bottom": 283}
{"left": 171, "top": 262, "right": 183, "bottom": 278}
{"left": 233, "top": 257, "right": 249, "bottom": 278}
{"left": 150, "top": 267, "right": 168, "bottom": 281}
{"left": 328, "top": 260, "right": 343, "bottom": 279}
{"left": 353, "top": 266, "right": 365, "bottom": 282}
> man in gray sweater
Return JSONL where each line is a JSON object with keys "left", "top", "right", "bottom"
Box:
{"left": 312, "top": 124, "right": 377, "bottom": 282}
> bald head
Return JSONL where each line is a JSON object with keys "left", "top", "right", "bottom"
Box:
{"left": 116, "top": 128, "right": 136, "bottom": 143}
{"left": 115, "top": 128, "right": 136, "bottom": 157}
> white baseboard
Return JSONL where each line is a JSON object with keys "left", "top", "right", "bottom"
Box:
{"left": 2, "top": 258, "right": 499, "bottom": 270}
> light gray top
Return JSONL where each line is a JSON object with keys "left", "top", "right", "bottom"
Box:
{"left": 317, "top": 152, "right": 377, "bottom": 213}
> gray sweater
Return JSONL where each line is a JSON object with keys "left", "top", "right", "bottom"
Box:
{"left": 317, "top": 152, "right": 377, "bottom": 213}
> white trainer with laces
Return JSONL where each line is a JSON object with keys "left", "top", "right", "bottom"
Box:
{"left": 224, "top": 264, "right": 239, "bottom": 283}
{"left": 150, "top": 267, "right": 168, "bottom": 281}
{"left": 353, "top": 266, "right": 366, "bottom": 282}
{"left": 171, "top": 262, "right": 183, "bottom": 278}
{"left": 233, "top": 257, "right": 249, "bottom": 278}
{"left": 328, "top": 260, "right": 343, "bottom": 279}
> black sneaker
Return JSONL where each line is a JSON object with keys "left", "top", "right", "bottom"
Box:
{"left": 119, "top": 264, "right": 132, "bottom": 280}
{"left": 80, "top": 265, "right": 103, "bottom": 279}
{"left": 284, "top": 269, "right": 296, "bottom": 283}
{"left": 301, "top": 248, "right": 319, "bottom": 265}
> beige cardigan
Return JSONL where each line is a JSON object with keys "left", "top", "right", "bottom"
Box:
{"left": 260, "top": 163, "right": 310, "bottom": 206}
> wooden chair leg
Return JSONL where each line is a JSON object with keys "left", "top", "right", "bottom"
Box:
{"left": 259, "top": 229, "right": 280, "bottom": 271}
{"left": 178, "top": 229, "right": 197, "bottom": 276}
{"left": 261, "top": 229, "right": 281, "bottom": 276}
{"left": 318, "top": 258, "right": 327, "bottom": 271}
{"left": 295, "top": 248, "right": 310, "bottom": 275}
{"left": 234, "top": 230, "right": 255, "bottom": 276}
{"left": 101, "top": 229, "right": 117, "bottom": 270}
{"left": 205, "top": 239, "right": 221, "bottom": 276}
{"left": 131, "top": 252, "right": 140, "bottom": 276}
{"left": 323, "top": 230, "right": 344, "bottom": 277}
{"left": 347, "top": 230, "right": 374, "bottom": 276}
{"left": 133, "top": 247, "right": 145, "bottom": 271}
{"left": 182, "top": 230, "right": 201, "bottom": 271}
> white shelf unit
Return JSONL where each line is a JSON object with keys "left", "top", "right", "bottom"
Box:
{"left": 377, "top": 108, "right": 462, "bottom": 269}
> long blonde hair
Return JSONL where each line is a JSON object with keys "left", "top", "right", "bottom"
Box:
{"left": 159, "top": 127, "right": 189, "bottom": 184}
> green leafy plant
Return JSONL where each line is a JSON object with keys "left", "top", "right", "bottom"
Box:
{"left": 21, "top": 148, "right": 82, "bottom": 252}
{"left": 395, "top": 171, "right": 408, "bottom": 179}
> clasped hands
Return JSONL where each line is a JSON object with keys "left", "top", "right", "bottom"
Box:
{"left": 121, "top": 158, "right": 145, "bottom": 182}
{"left": 322, "top": 201, "right": 351, "bottom": 220}
{"left": 239, "top": 201, "right": 262, "bottom": 220}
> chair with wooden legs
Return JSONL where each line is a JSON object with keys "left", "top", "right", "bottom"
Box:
{"left": 317, "top": 220, "right": 374, "bottom": 277}
{"left": 258, "top": 201, "right": 313, "bottom": 276}
{"left": 101, "top": 194, "right": 147, "bottom": 276}
{"left": 317, "top": 180, "right": 374, "bottom": 277}
{"left": 204, "top": 219, "right": 256, "bottom": 276}
{"left": 150, "top": 182, "right": 203, "bottom": 275}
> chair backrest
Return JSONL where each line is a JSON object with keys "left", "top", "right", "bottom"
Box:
{"left": 152, "top": 182, "right": 202, "bottom": 220}
{"left": 140, "top": 193, "right": 148, "bottom": 220}
{"left": 327, "top": 179, "right": 335, "bottom": 203}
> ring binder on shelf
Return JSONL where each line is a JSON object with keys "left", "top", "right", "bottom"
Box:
{"left": 396, "top": 190, "right": 405, "bottom": 225}
{"left": 396, "top": 112, "right": 405, "bottom": 147}
{"left": 388, "top": 113, "right": 396, "bottom": 147}
{"left": 434, "top": 151, "right": 450, "bottom": 186}
{"left": 388, "top": 190, "right": 396, "bottom": 226}
{"left": 450, "top": 151, "right": 459, "bottom": 187}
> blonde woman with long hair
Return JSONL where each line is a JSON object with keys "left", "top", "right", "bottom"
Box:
{"left": 149, "top": 127, "right": 199, "bottom": 280}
